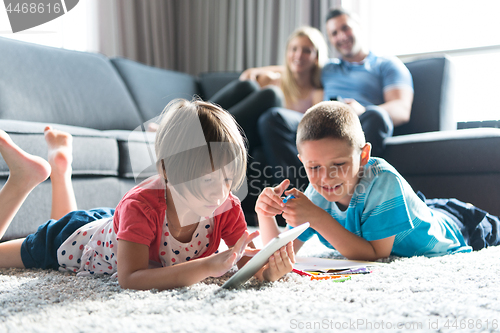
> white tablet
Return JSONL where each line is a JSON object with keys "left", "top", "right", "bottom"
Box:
{"left": 221, "top": 222, "right": 310, "bottom": 289}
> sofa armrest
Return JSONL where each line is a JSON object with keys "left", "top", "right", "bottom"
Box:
{"left": 384, "top": 128, "right": 500, "bottom": 215}
{"left": 384, "top": 128, "right": 500, "bottom": 176}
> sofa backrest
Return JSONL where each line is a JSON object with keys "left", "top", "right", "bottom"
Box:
{"left": 111, "top": 57, "right": 200, "bottom": 122}
{"left": 0, "top": 36, "right": 454, "bottom": 137}
{"left": 395, "top": 56, "right": 455, "bottom": 136}
{"left": 0, "top": 37, "right": 143, "bottom": 131}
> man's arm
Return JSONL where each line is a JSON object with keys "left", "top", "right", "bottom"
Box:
{"left": 345, "top": 87, "right": 413, "bottom": 127}
{"left": 378, "top": 57, "right": 415, "bottom": 126}
{"left": 379, "top": 87, "right": 414, "bottom": 127}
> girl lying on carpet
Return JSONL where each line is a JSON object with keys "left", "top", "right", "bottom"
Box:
{"left": 0, "top": 99, "right": 295, "bottom": 290}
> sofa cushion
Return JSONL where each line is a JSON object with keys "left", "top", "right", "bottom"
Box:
{"left": 0, "top": 37, "right": 143, "bottom": 131}
{"left": 0, "top": 120, "right": 119, "bottom": 177}
{"left": 103, "top": 129, "right": 157, "bottom": 180}
{"left": 111, "top": 57, "right": 199, "bottom": 122}
{"left": 384, "top": 128, "right": 500, "bottom": 175}
{"left": 402, "top": 173, "right": 500, "bottom": 217}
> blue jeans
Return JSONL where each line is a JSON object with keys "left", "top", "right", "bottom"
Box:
{"left": 419, "top": 192, "right": 500, "bottom": 251}
{"left": 210, "top": 80, "right": 283, "bottom": 154}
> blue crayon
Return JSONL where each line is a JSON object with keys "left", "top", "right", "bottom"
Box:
{"left": 282, "top": 194, "right": 295, "bottom": 204}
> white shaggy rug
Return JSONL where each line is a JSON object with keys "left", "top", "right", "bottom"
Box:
{"left": 1, "top": 231, "right": 500, "bottom": 333}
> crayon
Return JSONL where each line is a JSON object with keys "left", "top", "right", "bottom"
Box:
{"left": 292, "top": 268, "right": 351, "bottom": 282}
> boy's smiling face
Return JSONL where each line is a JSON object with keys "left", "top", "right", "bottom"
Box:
{"left": 298, "top": 137, "right": 370, "bottom": 207}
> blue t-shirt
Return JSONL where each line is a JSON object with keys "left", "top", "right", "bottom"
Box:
{"left": 295, "top": 158, "right": 471, "bottom": 257}
{"left": 322, "top": 52, "right": 413, "bottom": 106}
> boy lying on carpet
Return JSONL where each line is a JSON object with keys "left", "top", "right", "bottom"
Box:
{"left": 256, "top": 101, "right": 500, "bottom": 262}
{"left": 0, "top": 99, "right": 295, "bottom": 290}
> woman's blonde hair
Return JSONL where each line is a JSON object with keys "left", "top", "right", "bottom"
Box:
{"left": 281, "top": 26, "right": 329, "bottom": 106}
{"left": 155, "top": 98, "right": 247, "bottom": 199}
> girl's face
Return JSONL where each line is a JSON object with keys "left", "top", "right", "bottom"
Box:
{"left": 286, "top": 35, "right": 318, "bottom": 75}
{"left": 171, "top": 167, "right": 233, "bottom": 221}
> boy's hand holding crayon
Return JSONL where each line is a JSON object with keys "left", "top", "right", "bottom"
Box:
{"left": 281, "top": 188, "right": 325, "bottom": 228}
{"left": 255, "top": 179, "right": 325, "bottom": 228}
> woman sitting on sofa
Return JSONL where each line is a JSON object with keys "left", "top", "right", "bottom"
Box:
{"left": 227, "top": 26, "right": 328, "bottom": 152}
{"left": 150, "top": 27, "right": 327, "bottom": 156}
{"left": 149, "top": 26, "right": 328, "bottom": 154}
{"left": 238, "top": 26, "right": 328, "bottom": 114}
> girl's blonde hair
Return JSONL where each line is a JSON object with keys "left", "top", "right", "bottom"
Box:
{"left": 281, "top": 26, "right": 329, "bottom": 106}
{"left": 155, "top": 98, "right": 247, "bottom": 199}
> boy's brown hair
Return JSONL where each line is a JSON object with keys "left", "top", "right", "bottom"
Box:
{"left": 296, "top": 101, "right": 366, "bottom": 151}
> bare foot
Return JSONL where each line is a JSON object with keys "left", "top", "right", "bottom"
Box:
{"left": 0, "top": 130, "right": 51, "bottom": 188}
{"left": 44, "top": 126, "right": 73, "bottom": 179}
{"left": 147, "top": 122, "right": 159, "bottom": 132}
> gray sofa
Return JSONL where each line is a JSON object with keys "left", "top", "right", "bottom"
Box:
{"left": 0, "top": 37, "right": 238, "bottom": 239}
{"left": 1, "top": 37, "right": 499, "bottom": 240}
{"left": 384, "top": 57, "right": 500, "bottom": 217}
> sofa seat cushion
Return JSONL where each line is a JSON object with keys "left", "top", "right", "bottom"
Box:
{"left": 0, "top": 120, "right": 119, "bottom": 177}
{"left": 103, "top": 130, "right": 156, "bottom": 180}
{"left": 384, "top": 128, "right": 500, "bottom": 176}
{"left": 0, "top": 37, "right": 143, "bottom": 131}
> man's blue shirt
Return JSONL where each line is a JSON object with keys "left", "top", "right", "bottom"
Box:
{"left": 321, "top": 52, "right": 413, "bottom": 106}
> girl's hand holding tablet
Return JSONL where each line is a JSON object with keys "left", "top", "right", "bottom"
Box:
{"left": 206, "top": 230, "right": 260, "bottom": 277}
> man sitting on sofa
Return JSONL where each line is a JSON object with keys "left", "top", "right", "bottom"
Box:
{"left": 243, "top": 8, "right": 414, "bottom": 190}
